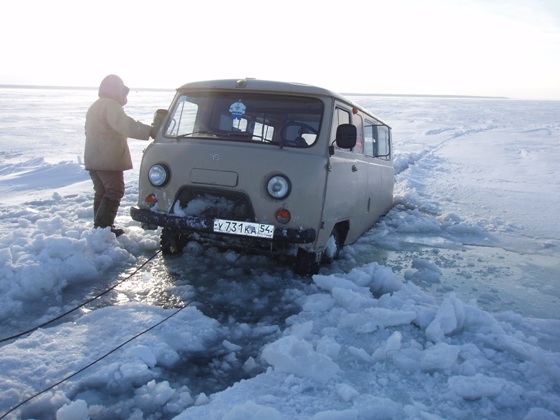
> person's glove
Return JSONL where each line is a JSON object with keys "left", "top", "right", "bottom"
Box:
{"left": 150, "top": 124, "right": 158, "bottom": 139}
{"left": 150, "top": 109, "right": 168, "bottom": 139}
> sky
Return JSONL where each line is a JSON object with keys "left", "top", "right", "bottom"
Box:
{"left": 2, "top": 0, "right": 560, "bottom": 99}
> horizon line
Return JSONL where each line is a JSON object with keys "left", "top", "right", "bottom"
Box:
{"left": 0, "top": 83, "right": 510, "bottom": 100}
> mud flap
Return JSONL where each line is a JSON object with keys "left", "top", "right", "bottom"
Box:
{"left": 294, "top": 248, "right": 321, "bottom": 276}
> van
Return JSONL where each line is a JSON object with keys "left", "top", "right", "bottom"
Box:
{"left": 131, "top": 79, "right": 394, "bottom": 274}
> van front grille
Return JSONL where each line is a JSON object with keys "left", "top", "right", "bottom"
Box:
{"left": 172, "top": 187, "right": 255, "bottom": 221}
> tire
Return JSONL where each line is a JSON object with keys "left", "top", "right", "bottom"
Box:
{"left": 321, "top": 228, "right": 341, "bottom": 264}
{"left": 160, "top": 228, "right": 187, "bottom": 255}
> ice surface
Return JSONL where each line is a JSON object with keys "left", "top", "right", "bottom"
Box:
{"left": 0, "top": 88, "right": 559, "bottom": 419}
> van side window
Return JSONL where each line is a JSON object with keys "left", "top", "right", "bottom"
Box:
{"left": 364, "top": 121, "right": 391, "bottom": 159}
{"left": 364, "top": 121, "right": 375, "bottom": 157}
{"left": 364, "top": 124, "right": 375, "bottom": 157}
{"left": 376, "top": 126, "right": 391, "bottom": 158}
{"left": 352, "top": 113, "right": 363, "bottom": 154}
{"left": 331, "top": 108, "right": 351, "bottom": 144}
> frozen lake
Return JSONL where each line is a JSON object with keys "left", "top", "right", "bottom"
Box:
{"left": 0, "top": 86, "right": 559, "bottom": 419}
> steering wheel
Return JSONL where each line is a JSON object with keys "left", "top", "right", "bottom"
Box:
{"left": 282, "top": 122, "right": 317, "bottom": 135}
{"left": 280, "top": 122, "right": 318, "bottom": 146}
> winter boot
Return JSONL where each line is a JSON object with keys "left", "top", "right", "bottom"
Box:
{"left": 94, "top": 198, "right": 125, "bottom": 237}
{"left": 93, "top": 198, "right": 102, "bottom": 227}
{"left": 110, "top": 226, "right": 125, "bottom": 237}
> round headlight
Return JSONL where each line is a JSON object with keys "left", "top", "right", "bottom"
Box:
{"left": 267, "top": 175, "right": 291, "bottom": 199}
{"left": 148, "top": 164, "right": 169, "bottom": 187}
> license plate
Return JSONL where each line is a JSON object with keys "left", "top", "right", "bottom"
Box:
{"left": 213, "top": 218, "right": 274, "bottom": 239}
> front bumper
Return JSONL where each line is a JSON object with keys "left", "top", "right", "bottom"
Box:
{"left": 130, "top": 206, "right": 316, "bottom": 244}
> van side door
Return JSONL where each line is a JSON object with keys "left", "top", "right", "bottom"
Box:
{"left": 321, "top": 105, "right": 367, "bottom": 246}
{"left": 364, "top": 119, "right": 394, "bottom": 221}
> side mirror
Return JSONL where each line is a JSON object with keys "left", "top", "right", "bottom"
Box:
{"left": 152, "top": 109, "right": 168, "bottom": 135}
{"left": 335, "top": 124, "right": 357, "bottom": 149}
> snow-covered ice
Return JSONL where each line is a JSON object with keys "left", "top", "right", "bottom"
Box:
{"left": 0, "top": 87, "right": 559, "bottom": 419}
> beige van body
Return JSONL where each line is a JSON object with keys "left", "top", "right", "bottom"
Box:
{"left": 131, "top": 79, "right": 394, "bottom": 274}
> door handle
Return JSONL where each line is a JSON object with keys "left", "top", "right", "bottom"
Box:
{"left": 352, "top": 165, "right": 358, "bottom": 172}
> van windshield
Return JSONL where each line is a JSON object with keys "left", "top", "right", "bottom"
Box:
{"left": 164, "top": 92, "right": 323, "bottom": 147}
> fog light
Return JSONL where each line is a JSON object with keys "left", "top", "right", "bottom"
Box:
{"left": 275, "top": 208, "right": 291, "bottom": 224}
{"left": 145, "top": 194, "right": 158, "bottom": 203}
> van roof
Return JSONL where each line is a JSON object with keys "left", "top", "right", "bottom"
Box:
{"left": 178, "top": 78, "right": 339, "bottom": 97}
{"left": 177, "top": 79, "right": 390, "bottom": 126}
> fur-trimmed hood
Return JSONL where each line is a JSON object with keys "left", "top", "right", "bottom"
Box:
{"left": 98, "top": 74, "right": 129, "bottom": 106}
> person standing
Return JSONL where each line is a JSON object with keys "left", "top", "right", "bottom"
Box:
{"left": 84, "top": 74, "right": 154, "bottom": 236}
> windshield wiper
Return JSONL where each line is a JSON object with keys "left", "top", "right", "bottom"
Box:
{"left": 175, "top": 131, "right": 217, "bottom": 139}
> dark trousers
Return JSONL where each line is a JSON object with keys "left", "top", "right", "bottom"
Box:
{"left": 89, "top": 170, "right": 125, "bottom": 202}
{"left": 88, "top": 170, "right": 125, "bottom": 228}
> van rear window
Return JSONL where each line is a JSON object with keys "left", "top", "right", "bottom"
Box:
{"left": 164, "top": 92, "right": 323, "bottom": 147}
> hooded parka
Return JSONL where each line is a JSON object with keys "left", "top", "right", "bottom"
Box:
{"left": 84, "top": 75, "right": 151, "bottom": 171}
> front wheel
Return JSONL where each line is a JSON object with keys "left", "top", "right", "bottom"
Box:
{"left": 160, "top": 228, "right": 187, "bottom": 255}
{"left": 321, "top": 228, "right": 341, "bottom": 264}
